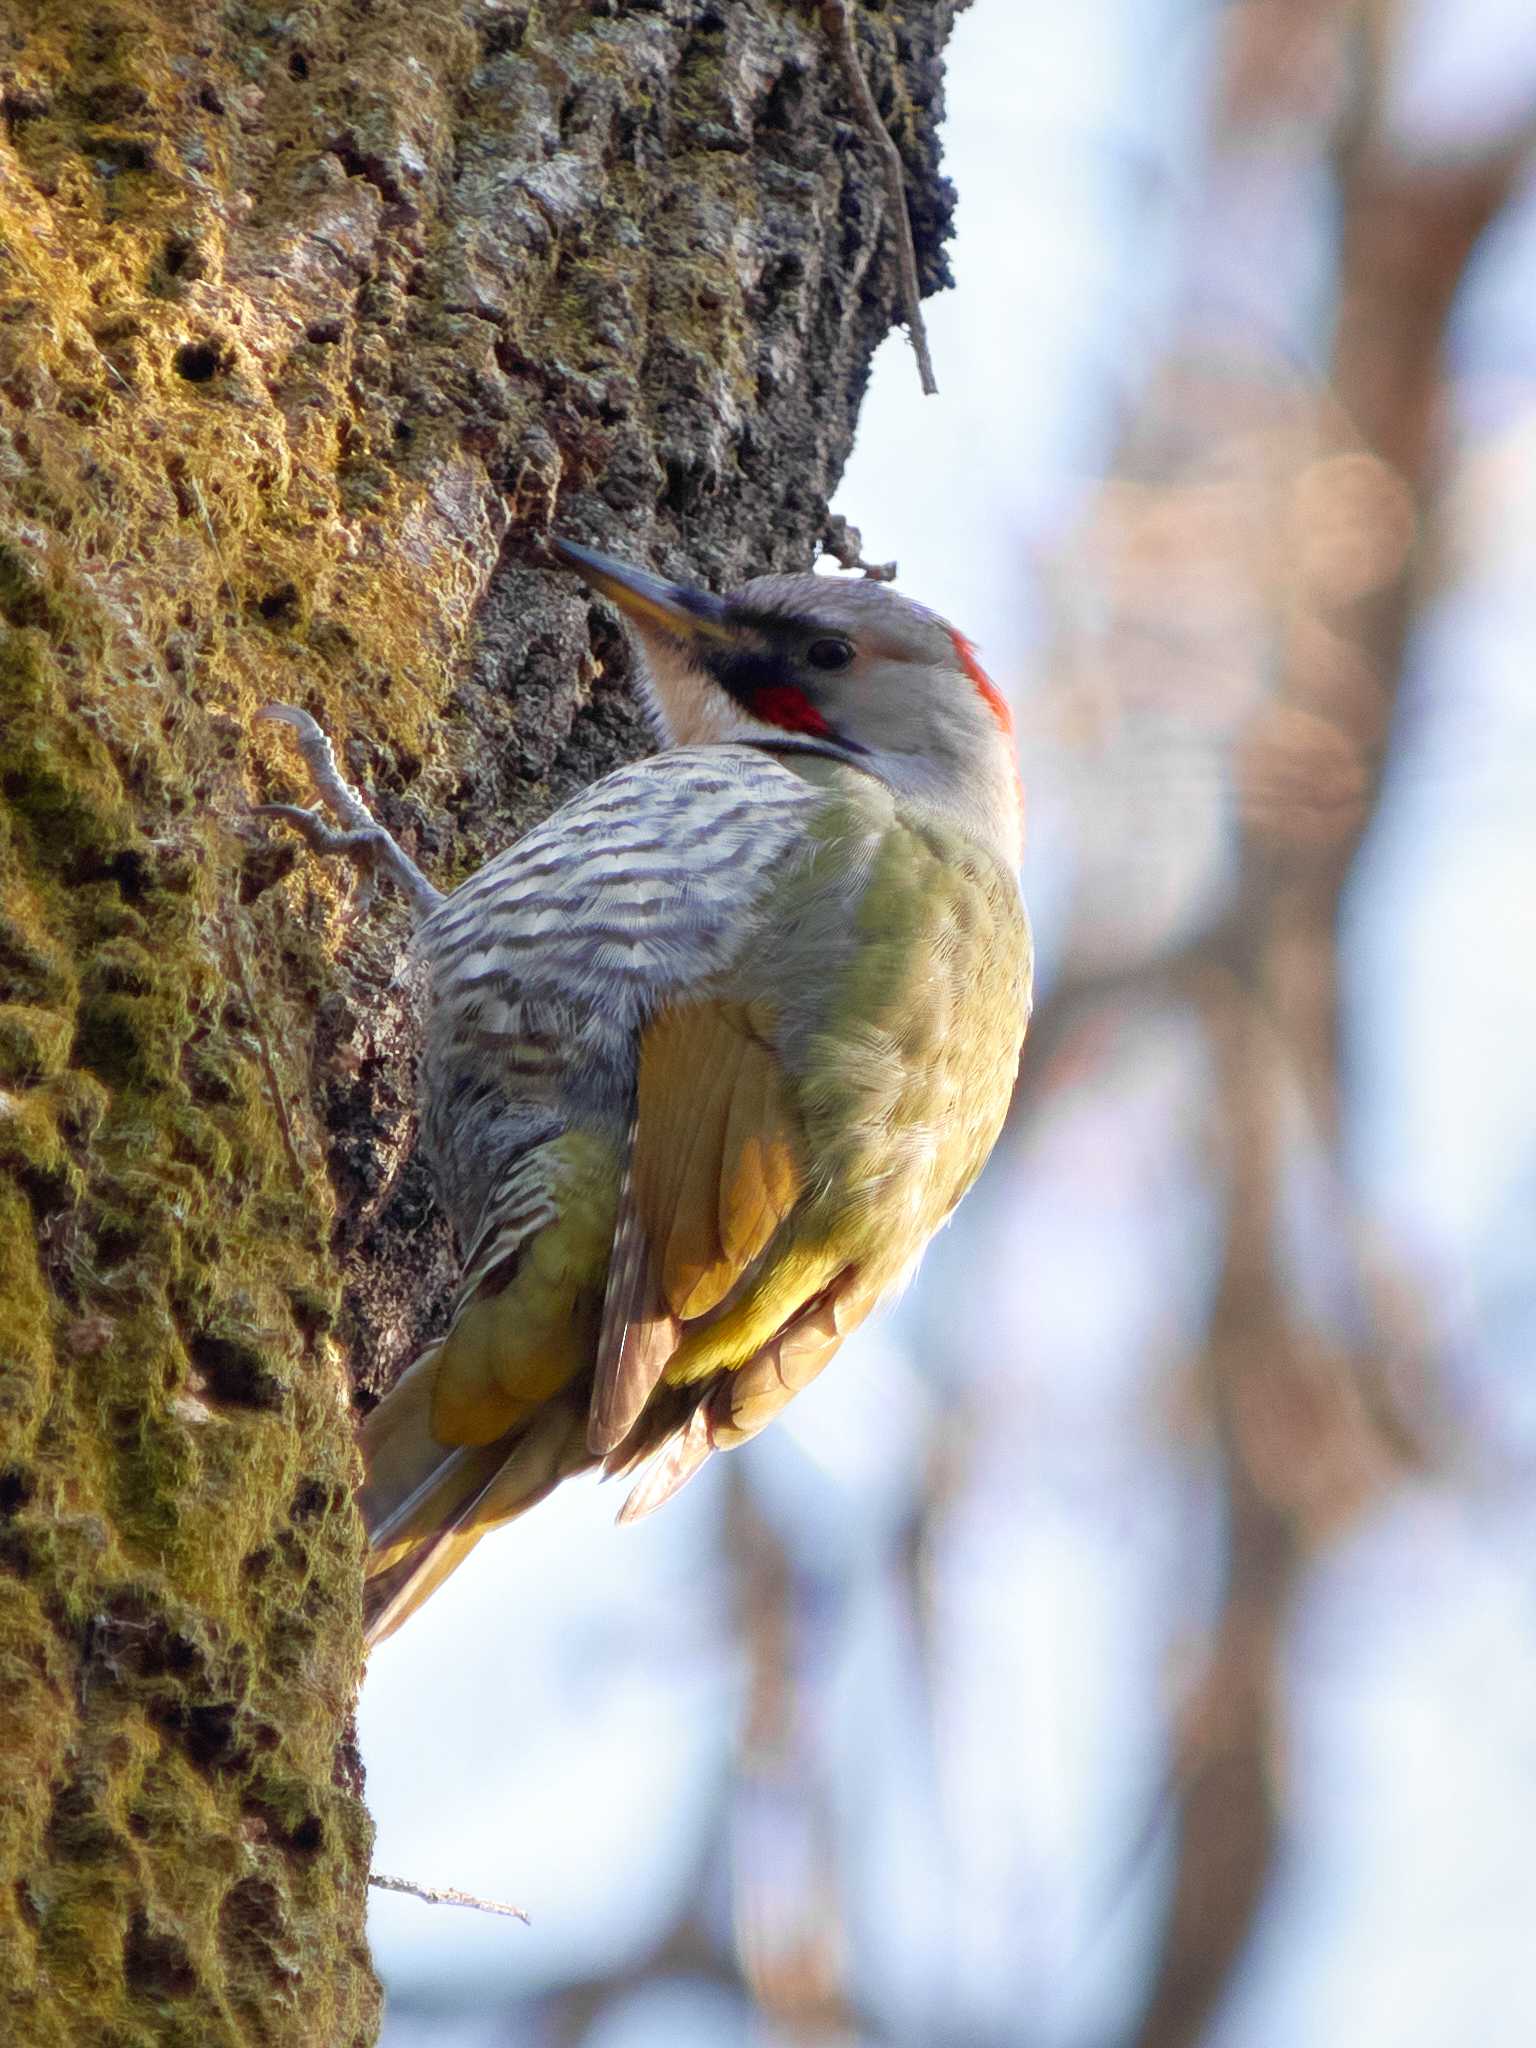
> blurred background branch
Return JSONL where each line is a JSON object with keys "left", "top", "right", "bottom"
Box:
{"left": 1043, "top": 9, "right": 1535, "bottom": 2041}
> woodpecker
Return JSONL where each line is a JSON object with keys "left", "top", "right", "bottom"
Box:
{"left": 260, "top": 539, "right": 1032, "bottom": 1645}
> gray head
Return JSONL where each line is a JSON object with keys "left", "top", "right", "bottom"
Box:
{"left": 552, "top": 539, "right": 1023, "bottom": 868}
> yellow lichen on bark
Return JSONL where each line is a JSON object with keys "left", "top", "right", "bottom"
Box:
{"left": 0, "top": 597, "right": 377, "bottom": 2041}
{"left": 0, "top": 6, "right": 479, "bottom": 2040}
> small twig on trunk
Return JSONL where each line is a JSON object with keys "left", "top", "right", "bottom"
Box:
{"left": 368, "top": 1872, "right": 530, "bottom": 1924}
{"left": 820, "top": 2, "right": 938, "bottom": 396}
{"left": 223, "top": 920, "right": 306, "bottom": 1191}
{"left": 821, "top": 513, "right": 898, "bottom": 581}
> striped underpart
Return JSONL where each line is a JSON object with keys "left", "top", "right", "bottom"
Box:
{"left": 415, "top": 747, "right": 828, "bottom": 1255}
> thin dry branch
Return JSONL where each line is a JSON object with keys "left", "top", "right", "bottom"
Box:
{"left": 821, "top": 3, "right": 938, "bottom": 396}
{"left": 821, "top": 513, "right": 898, "bottom": 580}
{"left": 223, "top": 919, "right": 306, "bottom": 1192}
{"left": 368, "top": 1872, "right": 530, "bottom": 1925}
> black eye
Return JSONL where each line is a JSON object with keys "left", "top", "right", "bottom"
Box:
{"left": 806, "top": 637, "right": 854, "bottom": 672}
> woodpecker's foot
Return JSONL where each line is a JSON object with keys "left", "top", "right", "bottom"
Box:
{"left": 254, "top": 704, "right": 444, "bottom": 922}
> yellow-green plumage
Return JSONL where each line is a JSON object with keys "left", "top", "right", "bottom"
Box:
{"left": 649, "top": 800, "right": 1028, "bottom": 1395}
{"left": 428, "top": 1128, "right": 619, "bottom": 1444}
{"left": 352, "top": 551, "right": 1032, "bottom": 1646}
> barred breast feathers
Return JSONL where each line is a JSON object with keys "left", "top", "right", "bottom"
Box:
{"left": 414, "top": 747, "right": 838, "bottom": 1249}
{"left": 419, "top": 747, "right": 831, "bottom": 991}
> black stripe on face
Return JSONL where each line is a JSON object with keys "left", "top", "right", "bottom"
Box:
{"left": 703, "top": 640, "right": 868, "bottom": 753}
{"left": 705, "top": 642, "right": 801, "bottom": 709}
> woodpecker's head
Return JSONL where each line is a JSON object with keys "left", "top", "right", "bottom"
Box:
{"left": 553, "top": 538, "right": 1023, "bottom": 868}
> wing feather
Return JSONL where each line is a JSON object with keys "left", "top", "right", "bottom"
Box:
{"left": 588, "top": 1131, "right": 682, "bottom": 1455}
{"left": 585, "top": 1000, "right": 807, "bottom": 1456}
{"left": 615, "top": 1393, "right": 719, "bottom": 1524}
{"left": 636, "top": 1003, "right": 803, "bottom": 1319}
{"left": 364, "top": 1394, "right": 589, "bottom": 1647}
{"left": 712, "top": 1266, "right": 876, "bottom": 1445}
{"left": 612, "top": 1265, "right": 875, "bottom": 1523}
{"left": 656, "top": 1022, "right": 739, "bottom": 1315}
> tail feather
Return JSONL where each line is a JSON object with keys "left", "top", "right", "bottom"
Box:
{"left": 613, "top": 1391, "right": 718, "bottom": 1523}
{"left": 359, "top": 1344, "right": 456, "bottom": 1565}
{"left": 361, "top": 1392, "right": 593, "bottom": 1648}
{"left": 356, "top": 1260, "right": 875, "bottom": 1642}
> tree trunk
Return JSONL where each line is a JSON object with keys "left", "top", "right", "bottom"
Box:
{"left": 0, "top": 3, "right": 963, "bottom": 2040}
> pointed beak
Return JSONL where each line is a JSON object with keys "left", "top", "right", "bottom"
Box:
{"left": 550, "top": 536, "right": 734, "bottom": 645}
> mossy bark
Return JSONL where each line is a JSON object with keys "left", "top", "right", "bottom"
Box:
{"left": 0, "top": 2, "right": 963, "bottom": 2041}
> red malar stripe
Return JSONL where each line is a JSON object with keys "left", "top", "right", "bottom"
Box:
{"left": 751, "top": 684, "right": 833, "bottom": 738}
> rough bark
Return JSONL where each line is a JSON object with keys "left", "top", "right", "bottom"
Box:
{"left": 0, "top": 2, "right": 964, "bottom": 2041}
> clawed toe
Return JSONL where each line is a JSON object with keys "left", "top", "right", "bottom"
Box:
{"left": 253, "top": 706, "right": 444, "bottom": 922}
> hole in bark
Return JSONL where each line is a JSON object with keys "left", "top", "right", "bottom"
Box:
{"left": 244, "top": 1797, "right": 325, "bottom": 1856}
{"left": 161, "top": 235, "right": 207, "bottom": 284}
{"left": 0, "top": 1467, "right": 32, "bottom": 1517}
{"left": 480, "top": 16, "right": 526, "bottom": 57}
{"left": 124, "top": 1912, "right": 196, "bottom": 2000}
{"left": 103, "top": 844, "right": 150, "bottom": 900}
{"left": 289, "top": 1478, "right": 329, "bottom": 1523}
{"left": 190, "top": 1333, "right": 287, "bottom": 1412}
{"left": 85, "top": 83, "right": 149, "bottom": 121}
{"left": 91, "top": 1594, "right": 202, "bottom": 1682}
{"left": 288, "top": 1812, "right": 324, "bottom": 1854}
{"left": 288, "top": 50, "right": 310, "bottom": 79}
{"left": 158, "top": 1699, "right": 244, "bottom": 1771}
{"left": 2, "top": 87, "right": 49, "bottom": 132}
{"left": 91, "top": 136, "right": 152, "bottom": 176}
{"left": 173, "top": 340, "right": 221, "bottom": 383}
{"left": 165, "top": 458, "right": 196, "bottom": 519}
{"left": 0, "top": 541, "right": 58, "bottom": 631}
{"left": 660, "top": 453, "right": 714, "bottom": 514}
{"left": 256, "top": 582, "right": 300, "bottom": 625}
{"left": 238, "top": 835, "right": 298, "bottom": 903}
{"left": 197, "top": 81, "right": 225, "bottom": 115}
{"left": 182, "top": 1035, "right": 239, "bottom": 1105}
{"left": 46, "top": 1777, "right": 122, "bottom": 1864}
{"left": 106, "top": 1402, "right": 141, "bottom": 1448}
{"left": 760, "top": 62, "right": 807, "bottom": 137}
{"left": 757, "top": 251, "right": 806, "bottom": 310}
{"left": 92, "top": 1216, "right": 146, "bottom": 1267}
{"left": 327, "top": 137, "right": 402, "bottom": 202}
{"left": 285, "top": 1288, "right": 336, "bottom": 1351}
{"left": 305, "top": 318, "right": 343, "bottom": 345}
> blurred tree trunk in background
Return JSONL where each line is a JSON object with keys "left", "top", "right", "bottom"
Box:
{"left": 1130, "top": 103, "right": 1528, "bottom": 2048}
{"left": 1012, "top": 8, "right": 1534, "bottom": 2046}
{"left": 0, "top": 3, "right": 962, "bottom": 2040}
